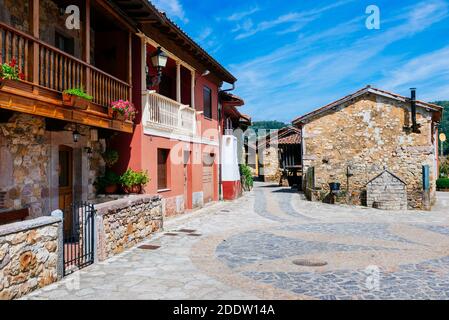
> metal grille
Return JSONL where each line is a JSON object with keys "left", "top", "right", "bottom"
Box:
{"left": 63, "top": 202, "right": 95, "bottom": 276}
{"left": 0, "top": 192, "right": 6, "bottom": 210}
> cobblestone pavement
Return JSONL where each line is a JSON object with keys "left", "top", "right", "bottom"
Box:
{"left": 24, "top": 183, "right": 449, "bottom": 300}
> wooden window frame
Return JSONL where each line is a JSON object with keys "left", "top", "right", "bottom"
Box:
{"left": 157, "top": 148, "right": 170, "bottom": 191}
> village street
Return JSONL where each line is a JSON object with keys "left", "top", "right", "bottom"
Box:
{"left": 24, "top": 183, "right": 449, "bottom": 300}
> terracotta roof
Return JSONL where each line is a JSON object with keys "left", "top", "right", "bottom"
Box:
{"left": 278, "top": 133, "right": 301, "bottom": 145}
{"left": 292, "top": 85, "right": 443, "bottom": 124}
{"left": 111, "top": 0, "right": 236, "bottom": 83}
{"left": 220, "top": 92, "right": 245, "bottom": 106}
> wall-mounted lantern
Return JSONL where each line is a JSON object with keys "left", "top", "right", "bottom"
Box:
{"left": 146, "top": 47, "right": 168, "bottom": 88}
{"left": 73, "top": 127, "right": 81, "bottom": 143}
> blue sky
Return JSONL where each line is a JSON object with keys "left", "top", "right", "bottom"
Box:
{"left": 152, "top": 0, "right": 449, "bottom": 122}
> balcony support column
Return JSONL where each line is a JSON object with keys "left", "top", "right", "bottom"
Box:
{"left": 84, "top": 0, "right": 91, "bottom": 95}
{"left": 191, "top": 70, "right": 195, "bottom": 109}
{"left": 128, "top": 32, "right": 132, "bottom": 102}
{"left": 176, "top": 61, "right": 181, "bottom": 103}
{"left": 29, "top": 0, "right": 39, "bottom": 89}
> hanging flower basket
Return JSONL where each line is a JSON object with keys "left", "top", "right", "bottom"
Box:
{"left": 111, "top": 100, "right": 137, "bottom": 122}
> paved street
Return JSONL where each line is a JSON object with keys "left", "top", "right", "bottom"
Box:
{"left": 24, "top": 183, "right": 449, "bottom": 300}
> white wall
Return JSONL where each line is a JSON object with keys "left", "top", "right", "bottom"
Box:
{"left": 221, "top": 135, "right": 240, "bottom": 182}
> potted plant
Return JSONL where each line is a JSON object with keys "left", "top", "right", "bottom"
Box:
{"left": 62, "top": 86, "right": 93, "bottom": 110}
{"left": 0, "top": 58, "right": 25, "bottom": 88}
{"left": 96, "top": 171, "right": 121, "bottom": 194}
{"left": 120, "top": 169, "right": 149, "bottom": 194}
{"left": 111, "top": 99, "right": 137, "bottom": 122}
{"left": 102, "top": 149, "right": 119, "bottom": 168}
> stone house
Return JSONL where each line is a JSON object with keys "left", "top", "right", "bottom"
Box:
{"left": 292, "top": 86, "right": 443, "bottom": 210}
{"left": 256, "top": 126, "right": 301, "bottom": 185}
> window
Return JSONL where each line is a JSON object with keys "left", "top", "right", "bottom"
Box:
{"left": 55, "top": 32, "right": 75, "bottom": 55}
{"left": 0, "top": 192, "right": 5, "bottom": 210}
{"left": 157, "top": 149, "right": 169, "bottom": 190}
{"left": 203, "top": 86, "right": 212, "bottom": 119}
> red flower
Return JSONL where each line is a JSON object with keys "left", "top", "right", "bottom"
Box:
{"left": 18, "top": 73, "right": 25, "bottom": 80}
{"left": 9, "top": 58, "right": 17, "bottom": 68}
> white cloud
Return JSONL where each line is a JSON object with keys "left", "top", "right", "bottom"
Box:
{"left": 232, "top": 0, "right": 449, "bottom": 121}
{"left": 151, "top": 0, "right": 188, "bottom": 23}
{"left": 234, "top": 0, "right": 355, "bottom": 40}
{"left": 227, "top": 7, "right": 260, "bottom": 21}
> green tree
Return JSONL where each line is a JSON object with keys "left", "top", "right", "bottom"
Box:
{"left": 250, "top": 121, "right": 288, "bottom": 133}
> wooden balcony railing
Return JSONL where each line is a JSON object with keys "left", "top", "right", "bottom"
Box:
{"left": 0, "top": 22, "right": 130, "bottom": 111}
{"left": 144, "top": 90, "right": 196, "bottom": 136}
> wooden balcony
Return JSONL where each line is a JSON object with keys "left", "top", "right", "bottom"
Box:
{"left": 143, "top": 91, "right": 196, "bottom": 136}
{"left": 0, "top": 22, "right": 133, "bottom": 133}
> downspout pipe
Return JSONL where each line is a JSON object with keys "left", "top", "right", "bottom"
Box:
{"left": 410, "top": 88, "right": 420, "bottom": 133}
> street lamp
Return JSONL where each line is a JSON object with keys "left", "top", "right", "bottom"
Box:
{"left": 146, "top": 47, "right": 168, "bottom": 88}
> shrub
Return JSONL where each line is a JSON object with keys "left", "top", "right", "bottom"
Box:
{"left": 120, "top": 169, "right": 149, "bottom": 188}
{"left": 440, "top": 160, "right": 449, "bottom": 178}
{"left": 240, "top": 164, "right": 254, "bottom": 191}
{"left": 102, "top": 149, "right": 119, "bottom": 168}
{"left": 63, "top": 86, "right": 93, "bottom": 101}
{"left": 437, "top": 178, "right": 449, "bottom": 190}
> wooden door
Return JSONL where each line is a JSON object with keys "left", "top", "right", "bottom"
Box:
{"left": 183, "top": 151, "right": 190, "bottom": 210}
{"left": 59, "top": 145, "right": 73, "bottom": 233}
{"left": 203, "top": 153, "right": 214, "bottom": 204}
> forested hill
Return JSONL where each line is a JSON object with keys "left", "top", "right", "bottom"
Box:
{"left": 250, "top": 121, "right": 288, "bottom": 133}
{"left": 433, "top": 101, "right": 449, "bottom": 155}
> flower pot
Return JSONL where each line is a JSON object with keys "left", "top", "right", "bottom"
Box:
{"left": 112, "top": 110, "right": 126, "bottom": 121}
{"left": 104, "top": 184, "right": 119, "bottom": 194}
{"left": 123, "top": 184, "right": 142, "bottom": 194}
{"left": 62, "top": 93, "right": 90, "bottom": 110}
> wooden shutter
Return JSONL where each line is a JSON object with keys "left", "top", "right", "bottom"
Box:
{"left": 203, "top": 86, "right": 212, "bottom": 119}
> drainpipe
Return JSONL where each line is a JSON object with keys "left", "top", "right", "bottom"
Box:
{"left": 410, "top": 88, "right": 420, "bottom": 133}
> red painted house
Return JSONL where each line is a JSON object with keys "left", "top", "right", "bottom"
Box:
{"left": 110, "top": 1, "right": 239, "bottom": 216}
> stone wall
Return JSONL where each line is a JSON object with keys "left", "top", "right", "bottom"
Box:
{"left": 0, "top": 114, "right": 51, "bottom": 218}
{"left": 95, "top": 195, "right": 163, "bottom": 261}
{"left": 260, "top": 146, "right": 281, "bottom": 182}
{"left": 0, "top": 112, "right": 105, "bottom": 218}
{"left": 0, "top": 216, "right": 62, "bottom": 300}
{"left": 366, "top": 171, "right": 408, "bottom": 210}
{"left": 0, "top": 0, "right": 83, "bottom": 60}
{"left": 301, "top": 93, "right": 437, "bottom": 210}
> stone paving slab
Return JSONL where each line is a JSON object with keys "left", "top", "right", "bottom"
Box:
{"left": 23, "top": 183, "right": 449, "bottom": 300}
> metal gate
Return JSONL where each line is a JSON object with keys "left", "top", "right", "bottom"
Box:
{"left": 63, "top": 202, "right": 95, "bottom": 276}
